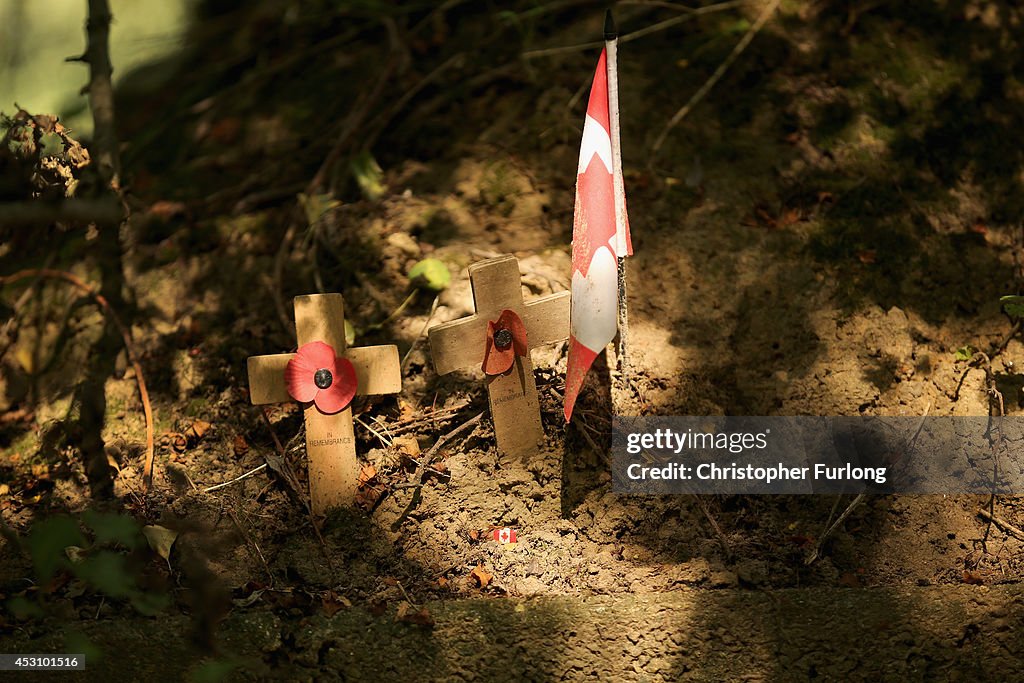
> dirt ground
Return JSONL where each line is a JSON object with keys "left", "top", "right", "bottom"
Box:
{"left": 3, "top": 1, "right": 1024, "bottom": 679}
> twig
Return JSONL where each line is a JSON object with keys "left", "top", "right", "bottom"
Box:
{"left": 0, "top": 254, "right": 53, "bottom": 359}
{"left": 651, "top": 0, "right": 782, "bottom": 154}
{"left": 309, "top": 21, "right": 402, "bottom": 194}
{"left": 992, "top": 319, "right": 1022, "bottom": 357}
{"left": 395, "top": 580, "right": 420, "bottom": 608}
{"left": 421, "top": 411, "right": 484, "bottom": 467}
{"left": 695, "top": 494, "right": 732, "bottom": 559}
{"left": 0, "top": 269, "right": 154, "bottom": 489}
{"left": 354, "top": 415, "right": 392, "bottom": 448}
{"left": 390, "top": 412, "right": 484, "bottom": 531}
{"left": 271, "top": 22, "right": 403, "bottom": 334}
{"left": 362, "top": 52, "right": 465, "bottom": 151}
{"left": 977, "top": 508, "right": 1024, "bottom": 541}
{"left": 225, "top": 506, "right": 274, "bottom": 584}
{"left": 805, "top": 493, "right": 865, "bottom": 565}
{"left": 202, "top": 463, "right": 268, "bottom": 493}
{"left": 401, "top": 294, "right": 440, "bottom": 372}
{"left": 257, "top": 408, "right": 333, "bottom": 570}
{"left": 521, "top": 0, "right": 748, "bottom": 59}
{"left": 365, "top": 289, "right": 418, "bottom": 333}
{"left": 377, "top": 402, "right": 473, "bottom": 436}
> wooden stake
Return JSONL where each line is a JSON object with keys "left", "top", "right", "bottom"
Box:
{"left": 605, "top": 10, "right": 632, "bottom": 406}
{"left": 247, "top": 294, "right": 401, "bottom": 514}
{"left": 428, "top": 255, "right": 569, "bottom": 457}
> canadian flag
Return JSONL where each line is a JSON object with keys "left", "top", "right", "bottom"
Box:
{"left": 493, "top": 527, "right": 518, "bottom": 544}
{"left": 564, "top": 48, "right": 631, "bottom": 422}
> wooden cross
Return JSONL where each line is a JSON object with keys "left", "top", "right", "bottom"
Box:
{"left": 247, "top": 294, "right": 401, "bottom": 514}
{"left": 429, "top": 255, "right": 570, "bottom": 457}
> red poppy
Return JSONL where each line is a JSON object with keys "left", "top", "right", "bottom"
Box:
{"left": 482, "top": 309, "right": 528, "bottom": 376}
{"left": 285, "top": 341, "right": 357, "bottom": 414}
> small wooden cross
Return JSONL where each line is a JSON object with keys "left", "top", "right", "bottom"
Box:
{"left": 247, "top": 294, "right": 401, "bottom": 514}
{"left": 429, "top": 255, "right": 570, "bottom": 457}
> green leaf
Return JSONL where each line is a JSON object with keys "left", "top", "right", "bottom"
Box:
{"left": 5, "top": 595, "right": 43, "bottom": 620}
{"left": 297, "top": 192, "right": 341, "bottom": 227}
{"left": 350, "top": 151, "right": 386, "bottom": 200}
{"left": 63, "top": 631, "right": 103, "bottom": 664}
{"left": 955, "top": 345, "right": 976, "bottom": 361}
{"left": 27, "top": 515, "right": 85, "bottom": 580}
{"left": 73, "top": 551, "right": 135, "bottom": 599}
{"left": 408, "top": 258, "right": 451, "bottom": 292}
{"left": 83, "top": 510, "right": 142, "bottom": 549}
{"left": 1000, "top": 295, "right": 1024, "bottom": 318}
{"left": 345, "top": 319, "right": 356, "bottom": 346}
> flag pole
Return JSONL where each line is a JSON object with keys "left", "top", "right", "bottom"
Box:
{"left": 605, "top": 10, "right": 631, "bottom": 403}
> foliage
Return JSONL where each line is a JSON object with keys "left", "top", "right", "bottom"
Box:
{"left": 954, "top": 345, "right": 976, "bottom": 362}
{"left": 350, "top": 151, "right": 386, "bottom": 200}
{"left": 8, "top": 510, "right": 171, "bottom": 620}
{"left": 0, "top": 109, "right": 90, "bottom": 203}
{"left": 1000, "top": 295, "right": 1024, "bottom": 319}
{"left": 408, "top": 258, "right": 451, "bottom": 292}
{"left": 297, "top": 192, "right": 341, "bottom": 227}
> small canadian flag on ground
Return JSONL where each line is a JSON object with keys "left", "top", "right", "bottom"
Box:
{"left": 493, "top": 527, "right": 518, "bottom": 544}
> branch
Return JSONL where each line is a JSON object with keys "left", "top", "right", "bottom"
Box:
{"left": 651, "top": 0, "right": 781, "bottom": 154}
{"left": 83, "top": 0, "right": 120, "bottom": 185}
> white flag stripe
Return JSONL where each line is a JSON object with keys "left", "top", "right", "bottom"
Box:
{"left": 577, "top": 114, "right": 614, "bottom": 175}
{"left": 570, "top": 245, "right": 618, "bottom": 352}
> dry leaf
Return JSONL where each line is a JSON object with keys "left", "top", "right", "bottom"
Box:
{"left": 0, "top": 484, "right": 9, "bottom": 496}
{"left": 355, "top": 487, "right": 383, "bottom": 511}
{"left": 142, "top": 525, "right": 179, "bottom": 568}
{"left": 779, "top": 207, "right": 801, "bottom": 227}
{"left": 322, "top": 590, "right": 352, "bottom": 617}
{"left": 395, "top": 601, "right": 434, "bottom": 627}
{"left": 232, "top": 589, "right": 265, "bottom": 608}
{"left": 147, "top": 200, "right": 188, "bottom": 220}
{"left": 398, "top": 399, "right": 416, "bottom": 422}
{"left": 962, "top": 570, "right": 985, "bottom": 585}
{"left": 164, "top": 432, "right": 189, "bottom": 453}
{"left": 470, "top": 564, "right": 492, "bottom": 588}
{"left": 393, "top": 435, "right": 420, "bottom": 459}
{"left": 358, "top": 465, "right": 377, "bottom": 486}
{"left": 187, "top": 420, "right": 212, "bottom": 441}
{"left": 65, "top": 546, "right": 87, "bottom": 564}
{"left": 232, "top": 435, "right": 250, "bottom": 456}
{"left": 837, "top": 572, "right": 861, "bottom": 588}
{"left": 856, "top": 249, "right": 877, "bottom": 265}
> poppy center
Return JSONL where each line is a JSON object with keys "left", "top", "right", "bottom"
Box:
{"left": 314, "top": 368, "right": 333, "bottom": 389}
{"left": 494, "top": 328, "right": 513, "bottom": 350}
